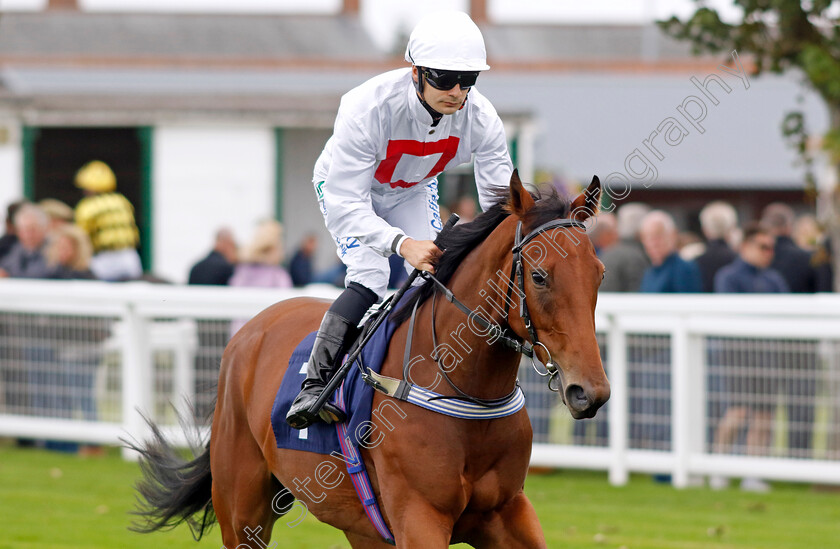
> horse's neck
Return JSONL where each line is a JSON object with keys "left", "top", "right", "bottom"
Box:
{"left": 420, "top": 218, "right": 521, "bottom": 400}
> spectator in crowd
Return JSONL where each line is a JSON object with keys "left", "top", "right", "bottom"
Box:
{"left": 629, "top": 211, "right": 700, "bottom": 459}
{"left": 45, "top": 223, "right": 104, "bottom": 455}
{"left": 588, "top": 211, "right": 618, "bottom": 256}
{"left": 695, "top": 201, "right": 739, "bottom": 292}
{"left": 74, "top": 160, "right": 142, "bottom": 281}
{"left": 43, "top": 224, "right": 95, "bottom": 280}
{"left": 599, "top": 203, "right": 651, "bottom": 292}
{"left": 188, "top": 227, "right": 238, "bottom": 286}
{"left": 793, "top": 213, "right": 820, "bottom": 251}
{"left": 0, "top": 205, "right": 104, "bottom": 454}
{"left": 0, "top": 203, "right": 50, "bottom": 279}
{"left": 229, "top": 220, "right": 292, "bottom": 290}
{"left": 229, "top": 220, "right": 292, "bottom": 335}
{"left": 714, "top": 223, "right": 788, "bottom": 293}
{"left": 705, "top": 218, "right": 770, "bottom": 457}
{"left": 0, "top": 202, "right": 44, "bottom": 438}
{"left": 288, "top": 233, "right": 318, "bottom": 287}
{"left": 38, "top": 198, "right": 75, "bottom": 233}
{"left": 639, "top": 210, "right": 702, "bottom": 293}
{"left": 760, "top": 203, "right": 817, "bottom": 292}
{"left": 677, "top": 231, "right": 704, "bottom": 261}
{"left": 711, "top": 224, "right": 788, "bottom": 492}
{"left": 186, "top": 227, "right": 238, "bottom": 419}
{"left": 813, "top": 237, "right": 833, "bottom": 292}
{"left": 791, "top": 213, "right": 834, "bottom": 291}
{"left": 761, "top": 207, "right": 823, "bottom": 460}
{"left": 0, "top": 199, "right": 26, "bottom": 263}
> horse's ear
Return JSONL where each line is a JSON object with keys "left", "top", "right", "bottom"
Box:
{"left": 507, "top": 169, "right": 535, "bottom": 216}
{"left": 570, "top": 176, "right": 601, "bottom": 222}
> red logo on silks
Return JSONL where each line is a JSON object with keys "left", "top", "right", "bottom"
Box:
{"left": 374, "top": 136, "right": 460, "bottom": 189}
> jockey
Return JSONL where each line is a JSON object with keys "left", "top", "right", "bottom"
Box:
{"left": 74, "top": 160, "right": 143, "bottom": 282}
{"left": 286, "top": 11, "right": 513, "bottom": 429}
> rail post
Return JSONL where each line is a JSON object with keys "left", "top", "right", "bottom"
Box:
{"left": 120, "top": 302, "right": 154, "bottom": 460}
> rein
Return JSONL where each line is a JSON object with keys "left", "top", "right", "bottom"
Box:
{"left": 425, "top": 217, "right": 587, "bottom": 394}
{"left": 361, "top": 216, "right": 587, "bottom": 412}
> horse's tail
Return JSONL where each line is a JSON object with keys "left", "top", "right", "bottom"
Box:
{"left": 126, "top": 416, "right": 216, "bottom": 540}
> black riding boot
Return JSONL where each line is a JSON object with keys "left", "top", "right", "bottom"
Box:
{"left": 285, "top": 311, "right": 357, "bottom": 429}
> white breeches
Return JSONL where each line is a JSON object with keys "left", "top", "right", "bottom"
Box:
{"left": 90, "top": 248, "right": 143, "bottom": 281}
{"left": 319, "top": 180, "right": 443, "bottom": 299}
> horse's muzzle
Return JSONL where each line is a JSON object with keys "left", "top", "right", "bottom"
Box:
{"left": 564, "top": 382, "right": 610, "bottom": 419}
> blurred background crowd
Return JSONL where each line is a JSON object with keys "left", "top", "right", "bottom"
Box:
{"left": 2, "top": 174, "right": 833, "bottom": 297}
{"left": 0, "top": 162, "right": 483, "bottom": 292}
{"left": 592, "top": 199, "right": 833, "bottom": 295}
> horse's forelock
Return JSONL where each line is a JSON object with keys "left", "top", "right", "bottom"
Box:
{"left": 520, "top": 186, "right": 572, "bottom": 232}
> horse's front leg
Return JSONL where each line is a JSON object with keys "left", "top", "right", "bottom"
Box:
{"left": 386, "top": 495, "right": 456, "bottom": 548}
{"left": 375, "top": 470, "right": 459, "bottom": 547}
{"left": 467, "top": 491, "right": 547, "bottom": 549}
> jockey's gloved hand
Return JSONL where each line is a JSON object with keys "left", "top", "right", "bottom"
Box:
{"left": 399, "top": 238, "right": 443, "bottom": 274}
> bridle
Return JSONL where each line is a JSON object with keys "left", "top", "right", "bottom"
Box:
{"left": 417, "top": 217, "right": 588, "bottom": 398}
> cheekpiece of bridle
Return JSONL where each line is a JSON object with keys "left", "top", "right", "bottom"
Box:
{"left": 504, "top": 218, "right": 587, "bottom": 392}
{"left": 423, "top": 216, "right": 587, "bottom": 393}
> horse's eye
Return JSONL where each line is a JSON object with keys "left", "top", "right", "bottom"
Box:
{"left": 601, "top": 270, "right": 606, "bottom": 281}
{"left": 531, "top": 271, "right": 547, "bottom": 287}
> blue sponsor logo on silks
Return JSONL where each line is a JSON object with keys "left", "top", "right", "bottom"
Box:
{"left": 338, "top": 237, "right": 360, "bottom": 257}
{"left": 428, "top": 180, "right": 443, "bottom": 231}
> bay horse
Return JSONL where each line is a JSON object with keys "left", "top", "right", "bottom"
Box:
{"left": 131, "top": 172, "right": 609, "bottom": 548}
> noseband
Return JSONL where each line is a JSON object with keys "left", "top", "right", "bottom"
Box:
{"left": 423, "top": 217, "right": 588, "bottom": 394}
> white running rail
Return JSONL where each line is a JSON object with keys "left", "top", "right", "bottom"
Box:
{"left": 0, "top": 279, "right": 838, "bottom": 486}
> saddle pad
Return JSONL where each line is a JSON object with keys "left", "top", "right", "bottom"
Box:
{"left": 270, "top": 315, "right": 400, "bottom": 454}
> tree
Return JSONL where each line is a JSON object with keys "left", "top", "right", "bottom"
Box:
{"left": 659, "top": 0, "right": 840, "bottom": 290}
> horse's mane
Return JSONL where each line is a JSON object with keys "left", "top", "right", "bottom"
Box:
{"left": 391, "top": 186, "right": 572, "bottom": 325}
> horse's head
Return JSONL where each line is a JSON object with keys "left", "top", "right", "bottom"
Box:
{"left": 505, "top": 171, "right": 609, "bottom": 419}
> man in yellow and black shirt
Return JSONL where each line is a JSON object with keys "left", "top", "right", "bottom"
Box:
{"left": 74, "top": 161, "right": 142, "bottom": 281}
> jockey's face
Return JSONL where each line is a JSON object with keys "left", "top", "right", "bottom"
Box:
{"left": 412, "top": 66, "right": 469, "bottom": 115}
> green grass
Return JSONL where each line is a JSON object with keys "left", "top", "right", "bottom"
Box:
{"left": 1, "top": 444, "right": 838, "bottom": 548}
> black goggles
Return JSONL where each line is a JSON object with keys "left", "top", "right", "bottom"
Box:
{"left": 421, "top": 67, "right": 480, "bottom": 90}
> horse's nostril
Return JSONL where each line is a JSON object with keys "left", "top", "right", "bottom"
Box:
{"left": 565, "top": 384, "right": 589, "bottom": 411}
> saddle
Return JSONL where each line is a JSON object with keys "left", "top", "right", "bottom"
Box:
{"left": 270, "top": 303, "right": 400, "bottom": 454}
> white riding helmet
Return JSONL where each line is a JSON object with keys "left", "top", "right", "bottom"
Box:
{"left": 404, "top": 11, "right": 490, "bottom": 72}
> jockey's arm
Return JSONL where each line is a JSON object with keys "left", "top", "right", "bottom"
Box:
{"left": 322, "top": 116, "right": 406, "bottom": 258}
{"left": 472, "top": 104, "right": 513, "bottom": 210}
